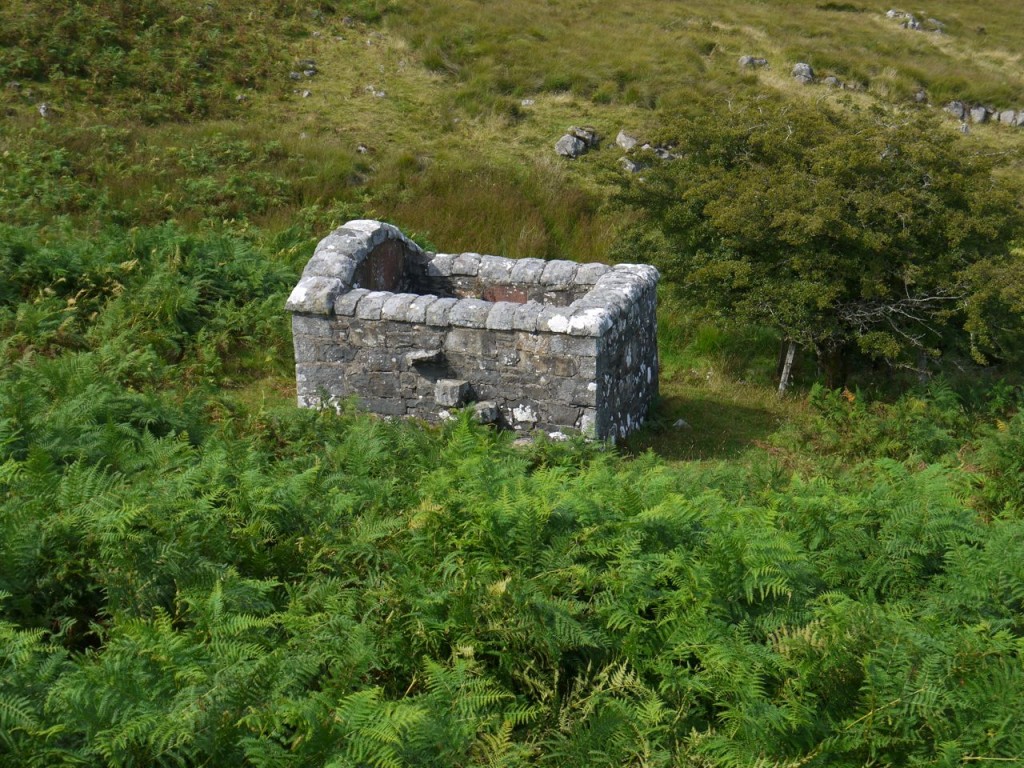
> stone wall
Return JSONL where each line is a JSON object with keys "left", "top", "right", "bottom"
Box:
{"left": 286, "top": 220, "right": 659, "bottom": 441}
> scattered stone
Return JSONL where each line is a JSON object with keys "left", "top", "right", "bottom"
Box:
{"left": 356, "top": 143, "right": 370, "bottom": 154}
{"left": 5, "top": 81, "right": 20, "bottom": 90}
{"left": 341, "top": 15, "right": 355, "bottom": 26}
{"left": 792, "top": 62, "right": 815, "bottom": 84}
{"left": 738, "top": 55, "right": 769, "bottom": 68}
{"left": 997, "top": 109, "right": 1017, "bottom": 125}
{"left": 901, "top": 15, "right": 921, "bottom": 30}
{"left": 673, "top": 418, "right": 692, "bottom": 430}
{"left": 37, "top": 102, "right": 51, "bottom": 119}
{"left": 297, "top": 59, "right": 317, "bottom": 76}
{"left": 822, "top": 75, "right": 842, "bottom": 88}
{"left": 520, "top": 98, "right": 535, "bottom": 106}
{"left": 235, "top": 93, "right": 249, "bottom": 102}
{"left": 547, "top": 431, "right": 570, "bottom": 442}
{"left": 289, "top": 71, "right": 302, "bottom": 81}
{"left": 301, "top": 90, "right": 312, "bottom": 98}
{"left": 555, "top": 134, "right": 587, "bottom": 158}
{"left": 619, "top": 157, "right": 645, "bottom": 174}
{"left": 914, "top": 88, "right": 928, "bottom": 103}
{"left": 945, "top": 100, "right": 966, "bottom": 120}
{"left": 616, "top": 130, "right": 639, "bottom": 150}
{"left": 569, "top": 126, "right": 600, "bottom": 148}
{"left": 959, "top": 122, "right": 970, "bottom": 135}
{"left": 969, "top": 106, "right": 990, "bottom": 123}
{"left": 364, "top": 85, "right": 386, "bottom": 98}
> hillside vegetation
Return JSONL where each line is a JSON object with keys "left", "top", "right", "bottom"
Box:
{"left": 1, "top": 1, "right": 1024, "bottom": 765}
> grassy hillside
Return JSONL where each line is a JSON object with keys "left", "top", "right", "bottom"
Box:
{"left": 2, "top": 1, "right": 1024, "bottom": 765}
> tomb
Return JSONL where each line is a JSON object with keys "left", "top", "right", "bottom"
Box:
{"left": 286, "top": 220, "right": 658, "bottom": 440}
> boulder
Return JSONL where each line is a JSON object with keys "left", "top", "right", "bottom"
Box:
{"left": 555, "top": 134, "right": 587, "bottom": 158}
{"left": 945, "top": 100, "right": 966, "bottom": 120}
{"left": 822, "top": 75, "right": 842, "bottom": 88}
{"left": 738, "top": 55, "right": 769, "bottom": 68}
{"left": 997, "top": 109, "right": 1017, "bottom": 125}
{"left": 791, "top": 62, "right": 815, "bottom": 84}
{"left": 569, "top": 126, "right": 600, "bottom": 148}
{"left": 619, "top": 157, "right": 644, "bottom": 174}
{"left": 969, "top": 106, "right": 990, "bottom": 123}
{"left": 616, "top": 130, "right": 639, "bottom": 150}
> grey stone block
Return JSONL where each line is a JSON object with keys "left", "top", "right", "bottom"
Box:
{"left": 473, "top": 401, "right": 500, "bottom": 424}
{"left": 479, "top": 255, "right": 515, "bottom": 282}
{"left": 355, "top": 291, "right": 391, "bottom": 320}
{"left": 425, "top": 297, "right": 458, "bottom": 326}
{"left": 512, "top": 301, "right": 542, "bottom": 332}
{"left": 575, "top": 263, "right": 611, "bottom": 284}
{"left": 509, "top": 258, "right": 546, "bottom": 284}
{"left": 426, "top": 253, "right": 456, "bottom": 276}
{"left": 536, "top": 306, "right": 574, "bottom": 334}
{"left": 449, "top": 298, "right": 492, "bottom": 328}
{"left": 541, "top": 259, "right": 579, "bottom": 286}
{"left": 286, "top": 276, "right": 344, "bottom": 314}
{"left": 435, "top": 379, "right": 470, "bottom": 407}
{"left": 381, "top": 293, "right": 420, "bottom": 321}
{"left": 334, "top": 288, "right": 370, "bottom": 316}
{"left": 485, "top": 301, "right": 519, "bottom": 331}
{"left": 406, "top": 294, "right": 438, "bottom": 323}
{"left": 451, "top": 252, "right": 482, "bottom": 276}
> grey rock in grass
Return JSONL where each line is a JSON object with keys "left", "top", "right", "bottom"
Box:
{"left": 969, "top": 106, "right": 990, "bottom": 123}
{"left": 738, "top": 56, "right": 769, "bottom": 69}
{"left": 37, "top": 102, "right": 52, "bottom": 119}
{"left": 997, "top": 110, "right": 1017, "bottom": 125}
{"left": 945, "top": 101, "right": 966, "bottom": 120}
{"left": 616, "top": 130, "right": 639, "bottom": 150}
{"left": 822, "top": 76, "right": 842, "bottom": 88}
{"left": 569, "top": 126, "right": 600, "bottom": 148}
{"left": 914, "top": 88, "right": 928, "bottom": 103}
{"left": 792, "top": 62, "right": 815, "bottom": 84}
{"left": 619, "top": 157, "right": 645, "bottom": 174}
{"left": 555, "top": 134, "right": 587, "bottom": 158}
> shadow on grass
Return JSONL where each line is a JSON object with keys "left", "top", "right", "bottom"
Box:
{"left": 623, "top": 393, "right": 782, "bottom": 462}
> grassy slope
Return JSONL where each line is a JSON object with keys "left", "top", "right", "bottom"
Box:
{"left": 1, "top": 0, "right": 1022, "bottom": 459}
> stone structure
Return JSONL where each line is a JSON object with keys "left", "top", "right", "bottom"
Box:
{"left": 286, "top": 220, "right": 659, "bottom": 440}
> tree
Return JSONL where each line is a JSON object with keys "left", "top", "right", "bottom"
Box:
{"left": 615, "top": 97, "right": 1024, "bottom": 387}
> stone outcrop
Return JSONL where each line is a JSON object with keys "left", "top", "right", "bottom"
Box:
{"left": 792, "top": 62, "right": 815, "bottom": 84}
{"left": 555, "top": 126, "right": 600, "bottom": 158}
{"left": 287, "top": 220, "right": 659, "bottom": 441}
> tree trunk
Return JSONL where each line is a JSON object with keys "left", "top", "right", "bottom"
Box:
{"left": 916, "top": 349, "right": 930, "bottom": 384}
{"left": 821, "top": 342, "right": 849, "bottom": 389}
{"left": 777, "top": 340, "right": 797, "bottom": 396}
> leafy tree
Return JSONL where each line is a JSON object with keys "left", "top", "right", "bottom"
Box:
{"left": 615, "top": 98, "right": 1024, "bottom": 386}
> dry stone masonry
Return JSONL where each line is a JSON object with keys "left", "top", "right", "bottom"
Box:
{"left": 286, "top": 220, "right": 659, "bottom": 441}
